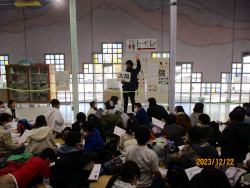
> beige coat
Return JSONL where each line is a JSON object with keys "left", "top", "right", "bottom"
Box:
{"left": 25, "top": 126, "right": 57, "bottom": 156}
{"left": 0, "top": 126, "right": 23, "bottom": 160}
{"left": 119, "top": 133, "right": 137, "bottom": 154}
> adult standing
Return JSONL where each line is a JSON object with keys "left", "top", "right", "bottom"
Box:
{"left": 122, "top": 54, "right": 141, "bottom": 113}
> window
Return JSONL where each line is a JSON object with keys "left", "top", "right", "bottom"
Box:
{"left": 0, "top": 55, "right": 9, "bottom": 88}
{"left": 151, "top": 52, "right": 170, "bottom": 58}
{"left": 45, "top": 54, "right": 65, "bottom": 71}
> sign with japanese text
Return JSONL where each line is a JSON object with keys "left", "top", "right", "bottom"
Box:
{"left": 127, "top": 39, "right": 157, "bottom": 51}
{"left": 117, "top": 71, "right": 131, "bottom": 82}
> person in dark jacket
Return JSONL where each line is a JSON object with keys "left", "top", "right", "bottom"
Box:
{"left": 160, "top": 114, "right": 185, "bottom": 148}
{"left": 175, "top": 106, "right": 191, "bottom": 135}
{"left": 147, "top": 98, "right": 168, "bottom": 121}
{"left": 72, "top": 112, "right": 86, "bottom": 132}
{"left": 197, "top": 114, "right": 214, "bottom": 140}
{"left": 218, "top": 108, "right": 250, "bottom": 165}
{"left": 190, "top": 145, "right": 231, "bottom": 188}
{"left": 50, "top": 131, "right": 98, "bottom": 188}
{"left": 122, "top": 54, "right": 141, "bottom": 113}
{"left": 82, "top": 120, "right": 104, "bottom": 153}
{"left": 134, "top": 103, "right": 150, "bottom": 127}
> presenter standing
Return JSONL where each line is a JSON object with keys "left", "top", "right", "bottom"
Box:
{"left": 122, "top": 54, "right": 141, "bottom": 113}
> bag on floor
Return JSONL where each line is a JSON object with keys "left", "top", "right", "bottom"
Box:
{"left": 152, "top": 126, "right": 162, "bottom": 137}
{"left": 17, "top": 119, "right": 32, "bottom": 135}
{"left": 98, "top": 140, "right": 121, "bottom": 164}
{"left": 103, "top": 155, "right": 123, "bottom": 175}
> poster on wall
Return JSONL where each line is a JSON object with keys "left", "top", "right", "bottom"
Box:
{"left": 55, "top": 71, "right": 70, "bottom": 91}
{"left": 126, "top": 39, "right": 157, "bottom": 51}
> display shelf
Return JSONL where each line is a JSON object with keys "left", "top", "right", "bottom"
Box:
{"left": 6, "top": 64, "right": 56, "bottom": 103}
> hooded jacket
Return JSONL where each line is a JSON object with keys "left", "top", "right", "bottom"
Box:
{"left": 112, "top": 179, "right": 136, "bottom": 188}
{"left": 25, "top": 126, "right": 57, "bottom": 156}
{"left": 135, "top": 108, "right": 150, "bottom": 127}
{"left": 45, "top": 108, "right": 65, "bottom": 133}
{"left": 122, "top": 60, "right": 141, "bottom": 91}
{"left": 84, "top": 128, "right": 104, "bottom": 152}
{"left": 50, "top": 145, "right": 91, "bottom": 188}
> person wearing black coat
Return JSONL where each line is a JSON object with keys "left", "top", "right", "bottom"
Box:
{"left": 147, "top": 98, "right": 168, "bottom": 121}
{"left": 218, "top": 109, "right": 250, "bottom": 165}
{"left": 122, "top": 54, "right": 141, "bottom": 113}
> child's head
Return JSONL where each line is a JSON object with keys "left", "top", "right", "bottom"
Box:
{"left": 126, "top": 118, "right": 138, "bottom": 135}
{"left": 76, "top": 112, "right": 86, "bottom": 122}
{"left": 35, "top": 115, "right": 47, "bottom": 128}
{"left": 51, "top": 99, "right": 60, "bottom": 109}
{"left": 104, "top": 100, "right": 115, "bottom": 110}
{"left": 229, "top": 109, "right": 245, "bottom": 122}
{"left": 134, "top": 103, "right": 142, "bottom": 112}
{"left": 126, "top": 60, "right": 133, "bottom": 69}
{"left": 187, "top": 127, "right": 202, "bottom": 142}
{"left": 120, "top": 160, "right": 141, "bottom": 185}
{"left": 90, "top": 101, "right": 97, "bottom": 108}
{"left": 65, "top": 131, "right": 83, "bottom": 149}
{"left": 135, "top": 125, "right": 150, "bottom": 145}
{"left": 198, "top": 114, "right": 210, "bottom": 125}
{"left": 166, "top": 113, "right": 176, "bottom": 124}
{"left": 110, "top": 96, "right": 119, "bottom": 105}
{"left": 0, "top": 113, "right": 12, "bottom": 127}
{"left": 82, "top": 120, "right": 95, "bottom": 135}
{"left": 39, "top": 148, "right": 56, "bottom": 164}
{"left": 193, "top": 103, "right": 204, "bottom": 113}
{"left": 0, "top": 101, "right": 4, "bottom": 108}
{"left": 175, "top": 106, "right": 185, "bottom": 113}
{"left": 8, "top": 100, "right": 16, "bottom": 108}
{"left": 148, "top": 98, "right": 156, "bottom": 107}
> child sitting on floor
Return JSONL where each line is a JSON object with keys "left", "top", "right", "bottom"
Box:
{"left": 0, "top": 148, "right": 56, "bottom": 188}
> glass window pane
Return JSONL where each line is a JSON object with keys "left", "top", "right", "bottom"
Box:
{"left": 103, "top": 54, "right": 112, "bottom": 63}
{"left": 175, "top": 83, "right": 181, "bottom": 92}
{"left": 85, "top": 93, "right": 93, "bottom": 102}
{"left": 104, "top": 65, "right": 112, "bottom": 73}
{"left": 103, "top": 44, "right": 107, "bottom": 48}
{"left": 85, "top": 84, "right": 93, "bottom": 92}
{"left": 84, "top": 74, "right": 93, "bottom": 83}
{"left": 113, "top": 64, "right": 121, "bottom": 73}
{"left": 243, "top": 64, "right": 250, "bottom": 73}
{"left": 113, "top": 44, "right": 118, "bottom": 48}
{"left": 89, "top": 64, "right": 93, "bottom": 73}
{"left": 96, "top": 84, "right": 103, "bottom": 92}
{"left": 94, "top": 74, "right": 103, "bottom": 83}
{"left": 98, "top": 54, "right": 102, "bottom": 63}
{"left": 243, "top": 56, "right": 250, "bottom": 63}
{"left": 95, "top": 64, "right": 103, "bottom": 73}
{"left": 182, "top": 83, "right": 190, "bottom": 92}
{"left": 242, "top": 74, "right": 250, "bottom": 83}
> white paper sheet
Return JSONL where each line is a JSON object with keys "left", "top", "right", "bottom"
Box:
{"left": 55, "top": 143, "right": 61, "bottom": 148}
{"left": 159, "top": 168, "right": 168, "bottom": 175}
{"left": 11, "top": 122, "right": 17, "bottom": 129}
{"left": 18, "top": 130, "right": 29, "bottom": 143}
{"left": 178, "top": 145, "right": 185, "bottom": 150}
{"left": 11, "top": 133, "right": 21, "bottom": 138}
{"left": 244, "top": 152, "right": 250, "bottom": 163}
{"left": 88, "top": 164, "right": 101, "bottom": 180}
{"left": 152, "top": 117, "right": 165, "bottom": 129}
{"left": 219, "top": 125, "right": 226, "bottom": 132}
{"left": 113, "top": 126, "right": 126, "bottom": 137}
{"left": 185, "top": 166, "right": 203, "bottom": 180}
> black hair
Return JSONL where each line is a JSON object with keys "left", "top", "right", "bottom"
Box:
{"left": 106, "top": 160, "right": 141, "bottom": 188}
{"left": 193, "top": 103, "right": 204, "bottom": 113}
{"left": 134, "top": 103, "right": 142, "bottom": 108}
{"left": 0, "top": 101, "right": 3, "bottom": 105}
{"left": 76, "top": 112, "right": 86, "bottom": 122}
{"left": 0, "top": 113, "right": 12, "bottom": 124}
{"left": 8, "top": 100, "right": 15, "bottom": 108}
{"left": 65, "top": 131, "right": 82, "bottom": 147}
{"left": 198, "top": 114, "right": 210, "bottom": 125}
{"left": 90, "top": 101, "right": 97, "bottom": 111}
{"left": 39, "top": 148, "right": 56, "bottom": 161}
{"left": 188, "top": 127, "right": 202, "bottom": 142}
{"left": 135, "top": 125, "right": 150, "bottom": 145}
{"left": 126, "top": 60, "right": 133, "bottom": 67}
{"left": 229, "top": 109, "right": 245, "bottom": 122}
{"left": 35, "top": 115, "right": 47, "bottom": 128}
{"left": 166, "top": 113, "right": 176, "bottom": 124}
{"left": 243, "top": 103, "right": 250, "bottom": 108}
{"left": 233, "top": 106, "right": 246, "bottom": 116}
{"left": 126, "top": 118, "right": 138, "bottom": 135}
{"left": 51, "top": 99, "right": 60, "bottom": 107}
{"left": 148, "top": 98, "right": 156, "bottom": 107}
{"left": 82, "top": 120, "right": 95, "bottom": 132}
{"left": 175, "top": 106, "right": 185, "bottom": 113}
{"left": 110, "top": 96, "right": 119, "bottom": 105}
{"left": 104, "top": 100, "right": 115, "bottom": 110}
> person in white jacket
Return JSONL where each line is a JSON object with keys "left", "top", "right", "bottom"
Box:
{"left": 5, "top": 100, "right": 21, "bottom": 121}
{"left": 45, "top": 99, "right": 65, "bottom": 136}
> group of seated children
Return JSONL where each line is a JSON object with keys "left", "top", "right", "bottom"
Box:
{"left": 0, "top": 98, "right": 249, "bottom": 188}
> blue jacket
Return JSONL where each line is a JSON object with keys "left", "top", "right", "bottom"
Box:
{"left": 84, "top": 128, "right": 104, "bottom": 152}
{"left": 135, "top": 108, "right": 150, "bottom": 127}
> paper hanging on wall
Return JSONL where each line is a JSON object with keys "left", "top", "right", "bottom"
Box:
{"left": 56, "top": 71, "right": 70, "bottom": 91}
{"left": 117, "top": 71, "right": 131, "bottom": 82}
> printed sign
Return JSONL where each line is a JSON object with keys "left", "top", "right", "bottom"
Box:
{"left": 55, "top": 71, "right": 70, "bottom": 91}
{"left": 127, "top": 39, "right": 157, "bottom": 51}
{"left": 117, "top": 71, "right": 131, "bottom": 82}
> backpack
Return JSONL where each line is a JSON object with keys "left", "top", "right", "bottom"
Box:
{"left": 103, "top": 155, "right": 123, "bottom": 175}
{"left": 17, "top": 119, "right": 32, "bottom": 135}
{"left": 98, "top": 140, "right": 121, "bottom": 164}
{"left": 152, "top": 137, "right": 175, "bottom": 165}
{"left": 219, "top": 165, "right": 247, "bottom": 187}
